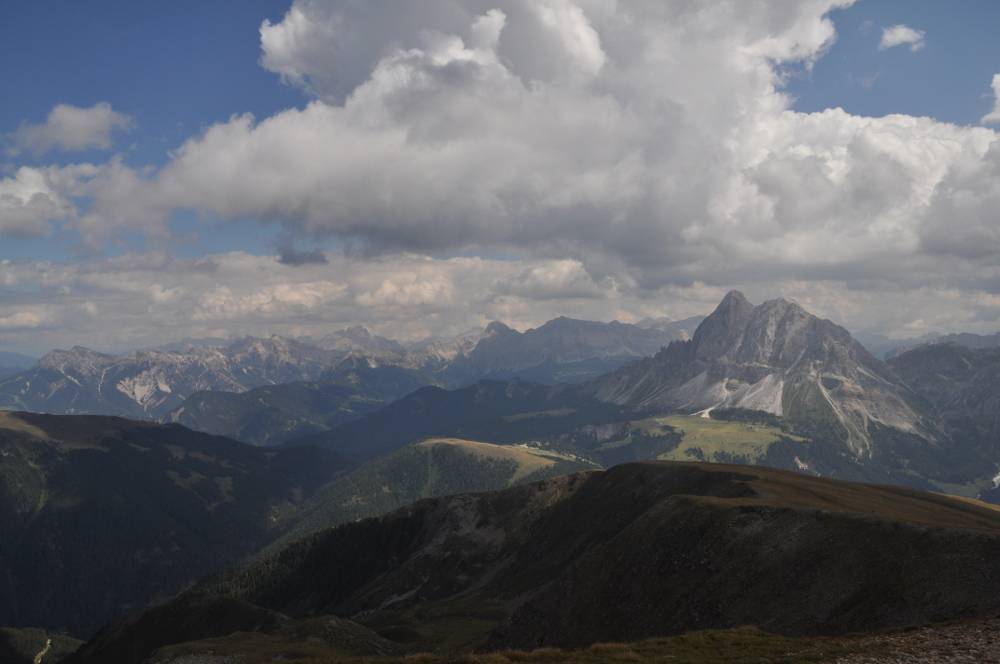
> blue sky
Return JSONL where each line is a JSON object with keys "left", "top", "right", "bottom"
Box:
{"left": 2, "top": 0, "right": 1000, "bottom": 354}
{"left": 787, "top": 0, "right": 1000, "bottom": 125}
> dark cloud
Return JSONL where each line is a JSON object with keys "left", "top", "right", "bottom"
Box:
{"left": 277, "top": 246, "right": 329, "bottom": 266}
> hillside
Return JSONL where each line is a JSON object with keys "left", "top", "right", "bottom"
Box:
{"left": 0, "top": 411, "right": 350, "bottom": 637}
{"left": 73, "top": 460, "right": 1000, "bottom": 659}
{"left": 258, "top": 437, "right": 598, "bottom": 553}
{"left": 61, "top": 591, "right": 401, "bottom": 664}
{"left": 286, "top": 378, "right": 630, "bottom": 459}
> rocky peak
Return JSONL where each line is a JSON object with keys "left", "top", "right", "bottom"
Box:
{"left": 691, "top": 290, "right": 755, "bottom": 363}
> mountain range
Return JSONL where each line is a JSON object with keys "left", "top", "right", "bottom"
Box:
{"left": 0, "top": 316, "right": 703, "bottom": 424}
{"left": 294, "top": 292, "right": 984, "bottom": 492}
{"left": 12, "top": 290, "right": 1000, "bottom": 658}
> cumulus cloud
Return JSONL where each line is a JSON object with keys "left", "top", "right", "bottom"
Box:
{"left": 878, "top": 24, "right": 925, "bottom": 51}
{"left": 0, "top": 166, "right": 82, "bottom": 237}
{"left": 10, "top": 0, "right": 1000, "bottom": 344}
{"left": 8, "top": 103, "right": 133, "bottom": 157}
{"left": 983, "top": 74, "right": 1000, "bottom": 125}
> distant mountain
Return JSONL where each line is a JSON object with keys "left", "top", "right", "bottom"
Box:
{"left": 584, "top": 291, "right": 936, "bottom": 448}
{"left": 0, "top": 336, "right": 344, "bottom": 419}
{"left": 287, "top": 292, "right": 994, "bottom": 490}
{"left": 286, "top": 378, "right": 630, "bottom": 460}
{"left": 0, "top": 352, "right": 37, "bottom": 383}
{"left": 887, "top": 342, "right": 1000, "bottom": 499}
{"left": 0, "top": 317, "right": 701, "bottom": 422}
{"left": 161, "top": 365, "right": 434, "bottom": 447}
{"left": 166, "top": 461, "right": 1000, "bottom": 655}
{"left": 884, "top": 331, "right": 1000, "bottom": 360}
{"left": 0, "top": 352, "right": 37, "bottom": 369}
{"left": 438, "top": 316, "right": 704, "bottom": 384}
{"left": 852, "top": 331, "right": 939, "bottom": 361}
{"left": 125, "top": 337, "right": 230, "bottom": 353}
{"left": 0, "top": 411, "right": 350, "bottom": 637}
{"left": 316, "top": 326, "right": 407, "bottom": 354}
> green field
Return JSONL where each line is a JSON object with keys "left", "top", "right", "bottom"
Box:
{"left": 417, "top": 438, "right": 587, "bottom": 484}
{"left": 624, "top": 414, "right": 802, "bottom": 465}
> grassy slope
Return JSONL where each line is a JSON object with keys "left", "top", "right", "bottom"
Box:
{"left": 627, "top": 414, "right": 798, "bottom": 463}
{"left": 196, "top": 460, "right": 1000, "bottom": 656}
{"left": 148, "top": 625, "right": 866, "bottom": 664}
{"left": 256, "top": 438, "right": 597, "bottom": 555}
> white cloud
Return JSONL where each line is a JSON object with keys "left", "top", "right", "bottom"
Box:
{"left": 8, "top": 103, "right": 133, "bottom": 157}
{"left": 982, "top": 74, "right": 1000, "bottom": 125}
{"left": 0, "top": 166, "right": 79, "bottom": 237}
{"left": 10, "top": 0, "right": 1000, "bottom": 346}
{"left": 878, "top": 24, "right": 925, "bottom": 52}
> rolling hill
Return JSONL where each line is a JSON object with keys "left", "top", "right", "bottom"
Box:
{"left": 72, "top": 460, "right": 1000, "bottom": 661}
{"left": 258, "top": 437, "right": 599, "bottom": 554}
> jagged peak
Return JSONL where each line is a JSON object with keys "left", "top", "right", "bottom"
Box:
{"left": 690, "top": 290, "right": 756, "bottom": 362}
{"left": 719, "top": 290, "right": 752, "bottom": 309}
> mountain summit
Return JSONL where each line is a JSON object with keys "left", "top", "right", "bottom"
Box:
{"left": 586, "top": 291, "right": 934, "bottom": 449}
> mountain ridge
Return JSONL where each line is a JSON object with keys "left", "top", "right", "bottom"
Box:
{"left": 583, "top": 291, "right": 936, "bottom": 451}
{"left": 0, "top": 316, "right": 702, "bottom": 422}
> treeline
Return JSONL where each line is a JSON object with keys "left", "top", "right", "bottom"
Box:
{"left": 709, "top": 408, "right": 786, "bottom": 430}
{"left": 594, "top": 429, "right": 682, "bottom": 467}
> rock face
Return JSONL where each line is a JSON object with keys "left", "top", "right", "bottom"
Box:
{"left": 585, "top": 292, "right": 935, "bottom": 449}
{"left": 0, "top": 337, "right": 344, "bottom": 419}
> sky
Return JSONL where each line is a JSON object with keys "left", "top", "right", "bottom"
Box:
{"left": 2, "top": 0, "right": 1000, "bottom": 356}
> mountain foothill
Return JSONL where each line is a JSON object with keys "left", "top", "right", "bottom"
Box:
{"left": 8, "top": 293, "right": 1000, "bottom": 661}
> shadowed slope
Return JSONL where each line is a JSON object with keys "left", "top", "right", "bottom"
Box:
{"left": 188, "top": 461, "right": 1000, "bottom": 653}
